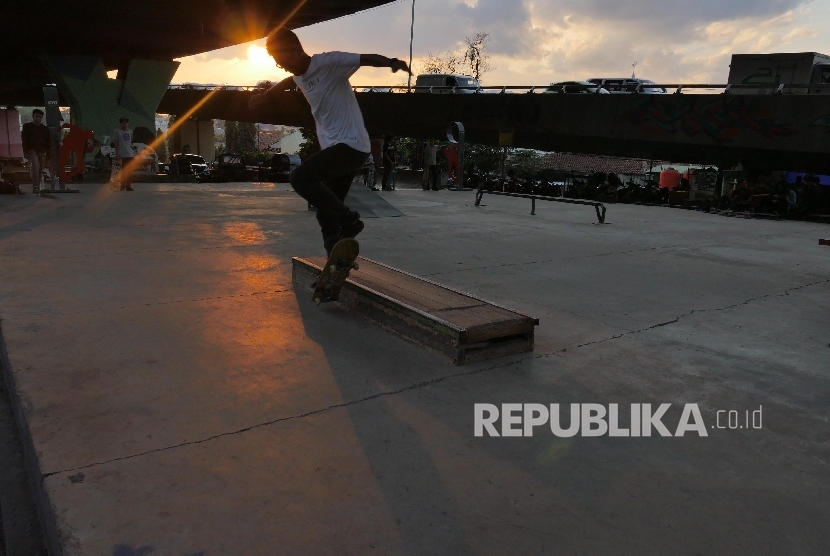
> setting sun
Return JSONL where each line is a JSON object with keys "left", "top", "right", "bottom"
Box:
{"left": 247, "top": 45, "right": 273, "bottom": 66}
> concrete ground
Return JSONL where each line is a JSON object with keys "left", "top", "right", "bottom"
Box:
{"left": 0, "top": 369, "right": 47, "bottom": 556}
{"left": 0, "top": 182, "right": 828, "bottom": 555}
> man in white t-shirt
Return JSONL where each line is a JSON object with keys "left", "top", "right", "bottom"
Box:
{"left": 250, "top": 27, "right": 410, "bottom": 255}
{"left": 112, "top": 117, "right": 136, "bottom": 191}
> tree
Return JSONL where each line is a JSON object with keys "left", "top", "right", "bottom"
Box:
{"left": 155, "top": 128, "right": 168, "bottom": 162}
{"left": 224, "top": 120, "right": 238, "bottom": 153}
{"left": 297, "top": 127, "right": 319, "bottom": 161}
{"left": 418, "top": 32, "right": 494, "bottom": 83}
{"left": 463, "top": 32, "right": 493, "bottom": 83}
{"left": 236, "top": 122, "right": 257, "bottom": 153}
{"left": 420, "top": 49, "right": 462, "bottom": 75}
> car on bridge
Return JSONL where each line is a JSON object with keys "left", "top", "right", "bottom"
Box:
{"left": 587, "top": 78, "right": 667, "bottom": 94}
{"left": 414, "top": 73, "right": 481, "bottom": 93}
{"left": 543, "top": 81, "right": 608, "bottom": 94}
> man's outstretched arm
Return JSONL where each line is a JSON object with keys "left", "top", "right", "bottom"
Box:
{"left": 249, "top": 76, "right": 298, "bottom": 110}
{"left": 359, "top": 55, "right": 411, "bottom": 74}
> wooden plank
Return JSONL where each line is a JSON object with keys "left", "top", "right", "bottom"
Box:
{"left": 292, "top": 256, "right": 538, "bottom": 365}
{"left": 307, "top": 257, "right": 489, "bottom": 312}
{"left": 306, "top": 257, "right": 530, "bottom": 329}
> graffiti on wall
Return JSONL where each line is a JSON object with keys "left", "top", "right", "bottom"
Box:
{"left": 626, "top": 96, "right": 799, "bottom": 143}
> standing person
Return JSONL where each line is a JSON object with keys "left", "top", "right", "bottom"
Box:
{"left": 113, "top": 117, "right": 135, "bottom": 191}
{"left": 249, "top": 27, "right": 410, "bottom": 255}
{"left": 381, "top": 134, "right": 395, "bottom": 191}
{"left": 425, "top": 138, "right": 440, "bottom": 191}
{"left": 21, "top": 109, "right": 50, "bottom": 193}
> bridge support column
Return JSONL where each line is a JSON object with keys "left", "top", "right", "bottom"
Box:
{"left": 40, "top": 54, "right": 179, "bottom": 145}
{"left": 170, "top": 119, "right": 215, "bottom": 162}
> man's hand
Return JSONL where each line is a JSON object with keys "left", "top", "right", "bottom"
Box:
{"left": 360, "top": 55, "right": 411, "bottom": 74}
{"left": 391, "top": 59, "right": 411, "bottom": 74}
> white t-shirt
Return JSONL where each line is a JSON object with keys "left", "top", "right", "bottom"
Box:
{"left": 426, "top": 145, "right": 438, "bottom": 166}
{"left": 293, "top": 52, "right": 371, "bottom": 153}
{"left": 113, "top": 128, "right": 135, "bottom": 158}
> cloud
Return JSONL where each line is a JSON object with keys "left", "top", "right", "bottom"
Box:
{"left": 173, "top": 0, "right": 830, "bottom": 87}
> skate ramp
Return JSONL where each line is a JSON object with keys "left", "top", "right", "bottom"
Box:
{"left": 345, "top": 186, "right": 403, "bottom": 218}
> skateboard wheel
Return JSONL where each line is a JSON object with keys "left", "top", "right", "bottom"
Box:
{"left": 329, "top": 264, "right": 337, "bottom": 273}
{"left": 314, "top": 298, "right": 321, "bottom": 305}
{"left": 352, "top": 261, "right": 359, "bottom": 270}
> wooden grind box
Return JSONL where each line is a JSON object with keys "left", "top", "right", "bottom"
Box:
{"left": 292, "top": 256, "right": 539, "bottom": 365}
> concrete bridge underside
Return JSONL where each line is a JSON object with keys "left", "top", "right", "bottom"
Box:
{"left": 159, "top": 90, "right": 830, "bottom": 173}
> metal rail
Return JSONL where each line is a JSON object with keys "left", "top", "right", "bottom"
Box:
{"left": 475, "top": 189, "right": 607, "bottom": 224}
{"left": 168, "top": 82, "right": 824, "bottom": 95}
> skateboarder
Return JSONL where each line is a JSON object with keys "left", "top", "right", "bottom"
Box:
{"left": 249, "top": 27, "right": 410, "bottom": 255}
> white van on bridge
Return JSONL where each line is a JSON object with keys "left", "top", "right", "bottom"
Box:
{"left": 414, "top": 73, "right": 481, "bottom": 94}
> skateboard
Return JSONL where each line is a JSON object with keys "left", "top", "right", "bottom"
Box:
{"left": 109, "top": 158, "right": 121, "bottom": 191}
{"left": 312, "top": 238, "right": 360, "bottom": 305}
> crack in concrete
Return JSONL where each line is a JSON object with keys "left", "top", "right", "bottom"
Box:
{"left": 40, "top": 361, "right": 507, "bottom": 479}
{"left": 555, "top": 277, "right": 830, "bottom": 352}
{"left": 38, "top": 276, "right": 830, "bottom": 479}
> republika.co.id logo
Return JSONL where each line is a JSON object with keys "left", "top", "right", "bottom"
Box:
{"left": 474, "top": 403, "right": 763, "bottom": 438}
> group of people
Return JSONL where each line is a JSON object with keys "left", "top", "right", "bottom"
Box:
{"left": 716, "top": 174, "right": 828, "bottom": 217}
{"left": 21, "top": 110, "right": 137, "bottom": 192}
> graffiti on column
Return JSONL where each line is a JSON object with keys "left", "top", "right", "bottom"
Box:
{"left": 626, "top": 96, "right": 798, "bottom": 143}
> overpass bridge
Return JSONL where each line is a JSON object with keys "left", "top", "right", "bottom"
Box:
{"left": 159, "top": 84, "right": 830, "bottom": 174}
{"left": 0, "top": 0, "right": 396, "bottom": 143}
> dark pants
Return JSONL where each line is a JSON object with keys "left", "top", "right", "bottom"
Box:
{"left": 429, "top": 165, "right": 440, "bottom": 190}
{"left": 120, "top": 157, "right": 134, "bottom": 189}
{"left": 289, "top": 143, "right": 369, "bottom": 244}
{"left": 27, "top": 150, "right": 46, "bottom": 190}
{"left": 382, "top": 163, "right": 393, "bottom": 190}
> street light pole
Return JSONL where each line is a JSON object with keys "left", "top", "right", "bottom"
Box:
{"left": 407, "top": 0, "right": 415, "bottom": 92}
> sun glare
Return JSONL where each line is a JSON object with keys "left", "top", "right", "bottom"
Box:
{"left": 248, "top": 46, "right": 273, "bottom": 66}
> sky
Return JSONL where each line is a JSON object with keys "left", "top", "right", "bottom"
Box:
{"left": 171, "top": 0, "right": 830, "bottom": 87}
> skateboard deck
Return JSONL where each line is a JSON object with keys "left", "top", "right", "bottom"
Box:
{"left": 109, "top": 158, "right": 121, "bottom": 191}
{"left": 312, "top": 238, "right": 360, "bottom": 305}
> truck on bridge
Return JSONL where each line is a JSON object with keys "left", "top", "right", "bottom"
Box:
{"left": 728, "top": 52, "right": 830, "bottom": 94}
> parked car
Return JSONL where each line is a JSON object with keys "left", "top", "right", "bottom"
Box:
{"left": 266, "top": 153, "right": 301, "bottom": 183}
{"left": 204, "top": 153, "right": 260, "bottom": 182}
{"left": 168, "top": 153, "right": 209, "bottom": 178}
{"left": 414, "top": 73, "right": 481, "bottom": 94}
{"left": 543, "top": 81, "right": 606, "bottom": 94}
{"left": 586, "top": 78, "right": 667, "bottom": 94}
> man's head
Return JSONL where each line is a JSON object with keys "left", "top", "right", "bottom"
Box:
{"left": 119, "top": 117, "right": 129, "bottom": 130}
{"left": 265, "top": 27, "right": 310, "bottom": 75}
{"left": 32, "top": 108, "right": 44, "bottom": 124}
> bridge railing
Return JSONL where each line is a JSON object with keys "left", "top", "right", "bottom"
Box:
{"left": 353, "top": 83, "right": 823, "bottom": 94}
{"left": 167, "top": 83, "right": 822, "bottom": 95}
